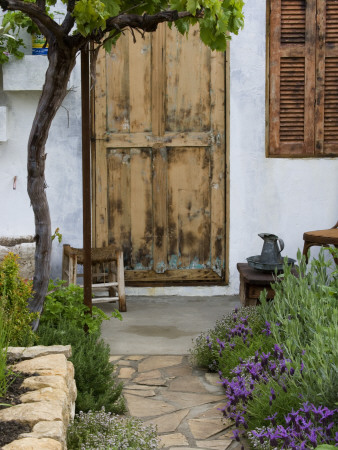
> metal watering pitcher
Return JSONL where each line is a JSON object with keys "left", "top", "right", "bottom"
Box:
{"left": 258, "top": 233, "right": 284, "bottom": 264}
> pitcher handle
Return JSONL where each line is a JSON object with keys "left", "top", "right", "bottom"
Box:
{"left": 277, "top": 238, "right": 284, "bottom": 254}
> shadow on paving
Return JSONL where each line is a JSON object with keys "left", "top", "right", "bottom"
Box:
{"left": 99, "top": 295, "right": 240, "bottom": 355}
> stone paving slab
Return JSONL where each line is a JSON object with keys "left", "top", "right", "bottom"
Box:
{"left": 112, "top": 354, "right": 250, "bottom": 449}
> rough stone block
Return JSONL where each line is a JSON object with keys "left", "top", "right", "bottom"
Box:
{"left": 11, "top": 354, "right": 69, "bottom": 378}
{"left": 20, "top": 387, "right": 70, "bottom": 425}
{"left": 0, "top": 242, "right": 35, "bottom": 279}
{"left": 21, "top": 375, "right": 69, "bottom": 394}
{"left": 2, "top": 437, "right": 62, "bottom": 449}
{"left": 20, "top": 421, "right": 66, "bottom": 449}
{"left": 7, "top": 345, "right": 72, "bottom": 361}
{"left": 0, "top": 401, "right": 64, "bottom": 426}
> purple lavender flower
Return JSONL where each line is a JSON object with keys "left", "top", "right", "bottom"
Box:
{"left": 266, "top": 412, "right": 278, "bottom": 426}
{"left": 232, "top": 429, "right": 240, "bottom": 442}
{"left": 270, "top": 387, "right": 276, "bottom": 400}
{"left": 262, "top": 320, "right": 272, "bottom": 336}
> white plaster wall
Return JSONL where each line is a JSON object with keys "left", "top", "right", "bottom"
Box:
{"left": 0, "top": 58, "right": 83, "bottom": 279}
{"left": 227, "top": 0, "right": 338, "bottom": 293}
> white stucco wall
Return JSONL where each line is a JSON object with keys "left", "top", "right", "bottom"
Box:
{"left": 0, "top": 55, "right": 83, "bottom": 278}
{"left": 0, "top": 0, "right": 337, "bottom": 295}
{"left": 227, "top": 0, "right": 338, "bottom": 293}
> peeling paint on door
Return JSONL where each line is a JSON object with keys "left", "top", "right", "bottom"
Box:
{"left": 93, "top": 24, "right": 226, "bottom": 283}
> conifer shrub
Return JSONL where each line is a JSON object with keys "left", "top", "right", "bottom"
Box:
{"left": 37, "top": 321, "right": 125, "bottom": 414}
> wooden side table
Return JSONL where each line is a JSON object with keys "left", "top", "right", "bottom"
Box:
{"left": 237, "top": 263, "right": 297, "bottom": 307}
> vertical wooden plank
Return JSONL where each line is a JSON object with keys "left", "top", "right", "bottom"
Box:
{"left": 304, "top": 0, "right": 316, "bottom": 154}
{"left": 117, "top": 251, "right": 126, "bottom": 312}
{"left": 129, "top": 34, "right": 152, "bottom": 132}
{"left": 107, "top": 149, "right": 131, "bottom": 265}
{"left": 69, "top": 254, "right": 77, "bottom": 285}
{"left": 269, "top": 0, "right": 281, "bottom": 154}
{"left": 315, "top": 0, "right": 325, "bottom": 155}
{"left": 61, "top": 244, "right": 70, "bottom": 284}
{"left": 153, "top": 146, "right": 168, "bottom": 273}
{"left": 106, "top": 35, "right": 130, "bottom": 133}
{"left": 152, "top": 23, "right": 166, "bottom": 136}
{"left": 225, "top": 44, "right": 230, "bottom": 284}
{"left": 152, "top": 24, "right": 167, "bottom": 272}
{"left": 322, "top": 1, "right": 338, "bottom": 156}
{"left": 166, "top": 25, "right": 211, "bottom": 132}
{"left": 210, "top": 49, "right": 225, "bottom": 277}
{"left": 94, "top": 49, "right": 108, "bottom": 247}
{"left": 130, "top": 148, "right": 153, "bottom": 269}
{"left": 168, "top": 148, "right": 210, "bottom": 269}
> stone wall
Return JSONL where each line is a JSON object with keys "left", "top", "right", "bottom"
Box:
{"left": 0, "top": 237, "right": 35, "bottom": 280}
{"left": 0, "top": 345, "right": 77, "bottom": 449}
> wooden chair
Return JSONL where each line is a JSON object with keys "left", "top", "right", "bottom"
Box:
{"left": 62, "top": 244, "right": 126, "bottom": 312}
{"left": 302, "top": 221, "right": 338, "bottom": 264}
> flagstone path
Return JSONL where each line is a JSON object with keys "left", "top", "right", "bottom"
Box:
{"left": 110, "top": 355, "right": 248, "bottom": 450}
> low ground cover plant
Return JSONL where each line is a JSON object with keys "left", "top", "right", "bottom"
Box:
{"left": 190, "top": 249, "right": 338, "bottom": 449}
{"left": 67, "top": 408, "right": 161, "bottom": 449}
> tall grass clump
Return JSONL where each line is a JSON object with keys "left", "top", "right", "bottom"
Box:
{"left": 0, "top": 253, "right": 38, "bottom": 346}
{"left": 259, "top": 249, "right": 338, "bottom": 409}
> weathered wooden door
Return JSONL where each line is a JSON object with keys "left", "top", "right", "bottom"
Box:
{"left": 92, "top": 24, "right": 226, "bottom": 284}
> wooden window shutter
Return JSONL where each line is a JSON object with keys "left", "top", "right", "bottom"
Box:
{"left": 315, "top": 0, "right": 338, "bottom": 156}
{"left": 269, "top": 0, "right": 316, "bottom": 157}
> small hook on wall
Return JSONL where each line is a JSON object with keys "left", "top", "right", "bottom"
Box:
{"left": 13, "top": 176, "right": 17, "bottom": 190}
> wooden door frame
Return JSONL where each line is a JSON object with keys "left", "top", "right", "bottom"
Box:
{"left": 90, "top": 41, "right": 231, "bottom": 287}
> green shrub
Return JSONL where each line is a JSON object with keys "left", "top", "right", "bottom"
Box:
{"left": 259, "top": 249, "right": 338, "bottom": 409}
{"left": 37, "top": 321, "right": 125, "bottom": 414}
{"left": 67, "top": 409, "right": 161, "bottom": 449}
{"left": 41, "top": 279, "right": 122, "bottom": 334}
{"left": 0, "top": 253, "right": 38, "bottom": 346}
{"left": 0, "top": 306, "right": 9, "bottom": 398}
{"left": 190, "top": 306, "right": 271, "bottom": 378}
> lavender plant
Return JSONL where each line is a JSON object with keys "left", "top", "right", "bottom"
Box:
{"left": 190, "top": 306, "right": 269, "bottom": 375}
{"left": 220, "top": 345, "right": 301, "bottom": 431}
{"left": 67, "top": 408, "right": 161, "bottom": 449}
{"left": 247, "top": 402, "right": 337, "bottom": 449}
{"left": 259, "top": 249, "right": 338, "bottom": 408}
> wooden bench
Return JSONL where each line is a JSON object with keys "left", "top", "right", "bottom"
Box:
{"left": 237, "top": 263, "right": 298, "bottom": 307}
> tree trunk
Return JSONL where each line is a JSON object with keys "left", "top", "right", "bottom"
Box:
{"left": 28, "top": 40, "right": 77, "bottom": 326}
